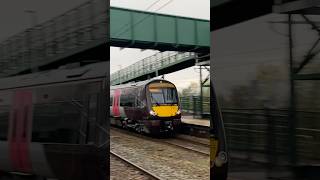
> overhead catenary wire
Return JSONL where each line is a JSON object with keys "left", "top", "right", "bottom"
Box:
{"left": 110, "top": 0, "right": 163, "bottom": 38}
{"left": 112, "top": 0, "right": 174, "bottom": 38}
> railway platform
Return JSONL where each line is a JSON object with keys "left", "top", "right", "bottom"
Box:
{"left": 181, "top": 116, "right": 210, "bottom": 127}
{"left": 180, "top": 116, "right": 210, "bottom": 138}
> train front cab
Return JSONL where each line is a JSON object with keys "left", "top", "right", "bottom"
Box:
{"left": 210, "top": 83, "right": 228, "bottom": 180}
{"left": 144, "top": 80, "right": 181, "bottom": 135}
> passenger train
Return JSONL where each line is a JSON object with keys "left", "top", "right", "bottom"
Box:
{"left": 110, "top": 79, "right": 181, "bottom": 135}
{"left": 0, "top": 62, "right": 108, "bottom": 180}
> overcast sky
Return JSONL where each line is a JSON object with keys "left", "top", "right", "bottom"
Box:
{"left": 110, "top": 0, "right": 210, "bottom": 91}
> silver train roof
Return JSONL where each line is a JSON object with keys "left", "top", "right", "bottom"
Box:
{"left": 0, "top": 61, "right": 108, "bottom": 90}
{"left": 110, "top": 78, "right": 174, "bottom": 90}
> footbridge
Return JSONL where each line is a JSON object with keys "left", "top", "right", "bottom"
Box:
{"left": 0, "top": 0, "right": 209, "bottom": 77}
{"left": 110, "top": 51, "right": 209, "bottom": 86}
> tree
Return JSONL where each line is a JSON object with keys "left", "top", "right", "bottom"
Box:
{"left": 180, "top": 82, "right": 199, "bottom": 97}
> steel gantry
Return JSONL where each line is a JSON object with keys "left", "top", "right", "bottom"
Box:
{"left": 274, "top": 0, "right": 320, "bottom": 167}
{"left": 198, "top": 61, "right": 210, "bottom": 118}
{"left": 179, "top": 60, "right": 210, "bottom": 118}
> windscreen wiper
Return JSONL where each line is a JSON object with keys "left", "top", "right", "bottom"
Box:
{"left": 151, "top": 96, "right": 161, "bottom": 106}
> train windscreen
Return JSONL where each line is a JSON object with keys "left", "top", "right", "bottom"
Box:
{"left": 149, "top": 87, "right": 178, "bottom": 105}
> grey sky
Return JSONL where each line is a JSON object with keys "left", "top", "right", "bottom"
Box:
{"left": 110, "top": 0, "right": 210, "bottom": 92}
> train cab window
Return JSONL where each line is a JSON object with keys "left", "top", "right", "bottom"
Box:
{"left": 0, "top": 106, "right": 9, "bottom": 140}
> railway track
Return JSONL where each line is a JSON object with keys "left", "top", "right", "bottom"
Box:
{"left": 162, "top": 138, "right": 209, "bottom": 156}
{"left": 110, "top": 151, "right": 162, "bottom": 180}
{"left": 111, "top": 126, "right": 209, "bottom": 156}
{"left": 175, "top": 134, "right": 210, "bottom": 146}
{"left": 110, "top": 127, "right": 209, "bottom": 179}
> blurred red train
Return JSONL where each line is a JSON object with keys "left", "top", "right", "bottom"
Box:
{"left": 0, "top": 62, "right": 108, "bottom": 180}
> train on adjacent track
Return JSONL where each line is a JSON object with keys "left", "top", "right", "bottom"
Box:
{"left": 0, "top": 62, "right": 108, "bottom": 180}
{"left": 110, "top": 79, "right": 181, "bottom": 136}
{"left": 210, "top": 83, "right": 229, "bottom": 179}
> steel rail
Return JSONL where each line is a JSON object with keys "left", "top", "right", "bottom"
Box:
{"left": 110, "top": 151, "right": 163, "bottom": 180}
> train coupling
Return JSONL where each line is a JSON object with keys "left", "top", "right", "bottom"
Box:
{"left": 161, "top": 121, "right": 174, "bottom": 132}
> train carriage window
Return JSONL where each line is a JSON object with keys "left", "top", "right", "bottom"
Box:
{"left": 120, "top": 94, "right": 126, "bottom": 107}
{"left": 127, "top": 95, "right": 135, "bottom": 107}
{"left": 120, "top": 94, "right": 135, "bottom": 107}
{"left": 136, "top": 97, "right": 142, "bottom": 107}
{"left": 32, "top": 102, "right": 81, "bottom": 144}
{"left": 0, "top": 106, "right": 9, "bottom": 140}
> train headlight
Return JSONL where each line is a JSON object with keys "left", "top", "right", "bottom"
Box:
{"left": 176, "top": 109, "right": 181, "bottom": 115}
{"left": 149, "top": 110, "right": 157, "bottom": 116}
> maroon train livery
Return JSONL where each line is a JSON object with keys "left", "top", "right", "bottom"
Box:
{"left": 110, "top": 79, "right": 181, "bottom": 135}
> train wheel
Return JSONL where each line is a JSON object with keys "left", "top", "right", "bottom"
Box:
{"left": 169, "top": 130, "right": 176, "bottom": 137}
{"left": 135, "top": 124, "right": 142, "bottom": 134}
{"left": 121, "top": 120, "right": 127, "bottom": 129}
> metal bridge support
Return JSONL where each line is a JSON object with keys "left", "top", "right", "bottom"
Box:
{"left": 197, "top": 60, "right": 210, "bottom": 118}
{"left": 288, "top": 13, "right": 297, "bottom": 168}
{"left": 287, "top": 13, "right": 320, "bottom": 165}
{"left": 274, "top": 0, "right": 320, "bottom": 178}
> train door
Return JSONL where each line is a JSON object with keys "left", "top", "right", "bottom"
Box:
{"left": 135, "top": 87, "right": 144, "bottom": 120}
{"left": 122, "top": 88, "right": 137, "bottom": 121}
{"left": 110, "top": 90, "right": 114, "bottom": 118}
{"left": 112, "top": 89, "right": 121, "bottom": 118}
{"left": 9, "top": 90, "right": 33, "bottom": 173}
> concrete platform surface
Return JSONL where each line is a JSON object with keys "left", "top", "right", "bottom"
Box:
{"left": 181, "top": 116, "right": 210, "bottom": 127}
